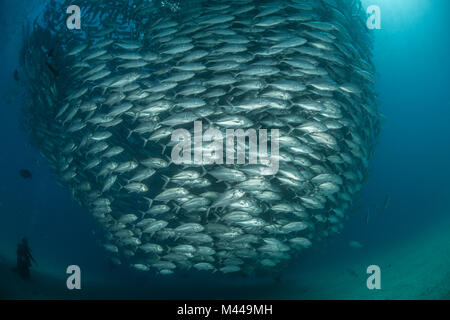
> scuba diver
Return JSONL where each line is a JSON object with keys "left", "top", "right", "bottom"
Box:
{"left": 15, "top": 237, "right": 37, "bottom": 279}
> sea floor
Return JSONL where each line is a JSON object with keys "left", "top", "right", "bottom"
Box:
{"left": 1, "top": 218, "right": 449, "bottom": 300}
{"left": 283, "top": 218, "right": 450, "bottom": 299}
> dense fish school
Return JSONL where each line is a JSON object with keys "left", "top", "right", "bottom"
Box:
{"left": 20, "top": 0, "right": 380, "bottom": 275}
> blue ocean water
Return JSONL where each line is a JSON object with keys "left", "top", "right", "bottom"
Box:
{"left": 0, "top": 0, "right": 449, "bottom": 299}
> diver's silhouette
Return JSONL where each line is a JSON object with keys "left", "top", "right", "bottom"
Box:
{"left": 15, "top": 237, "right": 37, "bottom": 279}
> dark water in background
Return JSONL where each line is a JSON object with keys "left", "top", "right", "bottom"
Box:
{"left": 0, "top": 0, "right": 449, "bottom": 299}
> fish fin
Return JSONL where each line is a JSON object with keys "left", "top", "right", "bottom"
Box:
{"left": 261, "top": 202, "right": 269, "bottom": 212}
{"left": 126, "top": 129, "right": 133, "bottom": 139}
{"left": 161, "top": 175, "right": 170, "bottom": 189}
{"left": 160, "top": 143, "right": 167, "bottom": 155}
{"left": 173, "top": 203, "right": 181, "bottom": 214}
{"left": 212, "top": 211, "right": 221, "bottom": 221}
{"left": 203, "top": 117, "right": 212, "bottom": 125}
{"left": 287, "top": 123, "right": 295, "bottom": 135}
{"left": 205, "top": 207, "right": 212, "bottom": 219}
{"left": 164, "top": 154, "right": 173, "bottom": 166}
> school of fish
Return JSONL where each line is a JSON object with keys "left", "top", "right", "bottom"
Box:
{"left": 19, "top": 0, "right": 380, "bottom": 275}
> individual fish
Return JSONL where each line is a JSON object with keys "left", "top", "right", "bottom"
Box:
{"left": 19, "top": 169, "right": 32, "bottom": 179}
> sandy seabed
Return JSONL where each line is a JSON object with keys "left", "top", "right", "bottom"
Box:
{"left": 1, "top": 219, "right": 449, "bottom": 300}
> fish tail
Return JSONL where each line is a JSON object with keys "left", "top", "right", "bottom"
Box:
{"left": 161, "top": 175, "right": 170, "bottom": 189}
